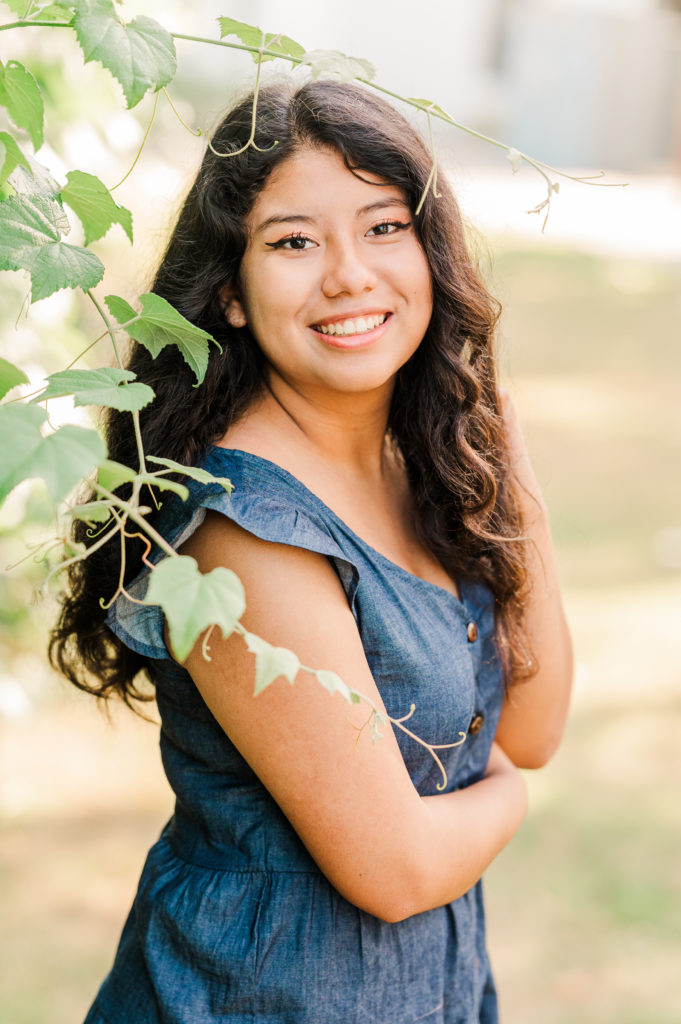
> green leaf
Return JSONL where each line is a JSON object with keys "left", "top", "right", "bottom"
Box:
{"left": 242, "top": 631, "right": 299, "bottom": 695}
{"left": 60, "top": 170, "right": 133, "bottom": 245}
{"left": 146, "top": 455, "right": 232, "bottom": 493}
{"left": 144, "top": 555, "right": 245, "bottom": 662}
{"left": 8, "top": 160, "right": 69, "bottom": 236}
{"left": 0, "top": 131, "right": 30, "bottom": 186}
{"left": 407, "top": 98, "right": 456, "bottom": 123}
{"left": 1, "top": 0, "right": 74, "bottom": 17}
{"left": 105, "top": 292, "right": 216, "bottom": 385}
{"left": 217, "top": 17, "right": 305, "bottom": 64}
{"left": 300, "top": 50, "right": 375, "bottom": 83}
{"left": 315, "top": 668, "right": 353, "bottom": 702}
{"left": 135, "top": 472, "right": 188, "bottom": 500}
{"left": 35, "top": 367, "right": 154, "bottom": 412}
{"left": 0, "top": 61, "right": 44, "bottom": 150}
{"left": 29, "top": 4, "right": 75, "bottom": 23}
{"left": 96, "top": 458, "right": 137, "bottom": 492}
{"left": 66, "top": 499, "right": 112, "bottom": 523}
{"left": 0, "top": 357, "right": 29, "bottom": 400}
{"left": 102, "top": 293, "right": 136, "bottom": 325}
{"left": 0, "top": 193, "right": 104, "bottom": 301}
{"left": 94, "top": 459, "right": 188, "bottom": 499}
{"left": 1, "top": 0, "right": 32, "bottom": 12}
{"left": 0, "top": 403, "right": 106, "bottom": 504}
{"left": 72, "top": 0, "right": 177, "bottom": 108}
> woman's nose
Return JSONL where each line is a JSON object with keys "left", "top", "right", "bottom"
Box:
{"left": 321, "top": 239, "right": 378, "bottom": 298}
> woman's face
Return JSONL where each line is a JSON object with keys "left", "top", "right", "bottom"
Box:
{"left": 224, "top": 146, "right": 433, "bottom": 403}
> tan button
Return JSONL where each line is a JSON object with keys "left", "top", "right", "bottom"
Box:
{"left": 466, "top": 621, "right": 478, "bottom": 643}
{"left": 468, "top": 713, "right": 485, "bottom": 735}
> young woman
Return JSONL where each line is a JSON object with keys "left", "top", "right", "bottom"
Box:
{"left": 52, "top": 80, "right": 573, "bottom": 1023}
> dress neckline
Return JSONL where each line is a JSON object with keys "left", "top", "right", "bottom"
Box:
{"left": 208, "top": 445, "right": 467, "bottom": 608}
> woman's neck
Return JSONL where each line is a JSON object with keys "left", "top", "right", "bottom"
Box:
{"left": 233, "top": 373, "right": 395, "bottom": 482}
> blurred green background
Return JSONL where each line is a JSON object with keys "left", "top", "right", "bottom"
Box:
{"left": 1, "top": 2, "right": 680, "bottom": 1022}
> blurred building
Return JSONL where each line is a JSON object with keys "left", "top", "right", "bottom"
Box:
{"left": 493, "top": 0, "right": 681, "bottom": 171}
{"left": 209, "top": 0, "right": 681, "bottom": 173}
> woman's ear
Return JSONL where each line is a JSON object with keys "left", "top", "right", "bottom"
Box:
{"left": 219, "top": 282, "right": 247, "bottom": 328}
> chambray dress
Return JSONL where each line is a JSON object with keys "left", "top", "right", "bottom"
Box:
{"left": 87, "top": 447, "right": 505, "bottom": 1024}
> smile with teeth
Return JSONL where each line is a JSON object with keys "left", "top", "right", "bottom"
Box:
{"left": 313, "top": 313, "right": 388, "bottom": 337}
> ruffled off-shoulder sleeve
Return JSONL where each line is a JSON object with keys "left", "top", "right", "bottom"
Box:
{"left": 106, "top": 451, "right": 361, "bottom": 661}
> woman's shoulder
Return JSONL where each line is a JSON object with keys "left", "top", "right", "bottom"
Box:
{"left": 105, "top": 444, "right": 361, "bottom": 663}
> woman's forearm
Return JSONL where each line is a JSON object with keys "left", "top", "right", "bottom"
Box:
{"left": 383, "top": 747, "right": 527, "bottom": 922}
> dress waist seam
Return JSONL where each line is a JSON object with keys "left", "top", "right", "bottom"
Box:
{"left": 166, "top": 828, "right": 323, "bottom": 876}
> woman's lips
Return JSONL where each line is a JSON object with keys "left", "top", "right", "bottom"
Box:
{"left": 310, "top": 312, "right": 391, "bottom": 348}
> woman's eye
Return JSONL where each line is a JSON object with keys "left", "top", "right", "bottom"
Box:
{"left": 266, "top": 233, "right": 315, "bottom": 251}
{"left": 367, "top": 220, "right": 411, "bottom": 237}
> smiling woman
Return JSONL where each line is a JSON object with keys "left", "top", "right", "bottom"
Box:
{"left": 220, "top": 147, "right": 432, "bottom": 398}
{"left": 50, "top": 81, "right": 572, "bottom": 1024}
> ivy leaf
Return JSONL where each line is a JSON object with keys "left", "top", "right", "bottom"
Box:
{"left": 0, "top": 60, "right": 44, "bottom": 150}
{"left": 1, "top": 0, "right": 32, "bottom": 12}
{"left": 96, "top": 458, "right": 137, "bottom": 492}
{"left": 31, "top": 4, "right": 75, "bottom": 23}
{"left": 1, "top": 0, "right": 74, "bottom": 17}
{"left": 144, "top": 555, "right": 246, "bottom": 662}
{"left": 35, "top": 367, "right": 154, "bottom": 412}
{"left": 0, "top": 193, "right": 103, "bottom": 301}
{"left": 135, "top": 472, "right": 188, "bottom": 500}
{"left": 0, "top": 131, "right": 31, "bottom": 186}
{"left": 8, "top": 160, "right": 68, "bottom": 234}
{"left": 146, "top": 455, "right": 233, "bottom": 493}
{"left": 60, "top": 170, "right": 133, "bottom": 245}
{"left": 105, "top": 292, "right": 216, "bottom": 385}
{"left": 314, "top": 668, "right": 354, "bottom": 703}
{"left": 66, "top": 499, "right": 112, "bottom": 523}
{"left": 242, "top": 631, "right": 299, "bottom": 696}
{"left": 300, "top": 50, "right": 376, "bottom": 83}
{"left": 0, "top": 357, "right": 29, "bottom": 401}
{"left": 72, "top": 0, "right": 177, "bottom": 109}
{"left": 407, "top": 97, "right": 457, "bottom": 124}
{"left": 0, "top": 403, "right": 106, "bottom": 504}
{"left": 217, "top": 17, "right": 305, "bottom": 64}
{"left": 94, "top": 458, "right": 188, "bottom": 499}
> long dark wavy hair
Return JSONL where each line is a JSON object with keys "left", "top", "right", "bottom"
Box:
{"left": 50, "top": 79, "right": 534, "bottom": 707}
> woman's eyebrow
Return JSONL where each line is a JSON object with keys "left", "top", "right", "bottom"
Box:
{"left": 254, "top": 213, "right": 315, "bottom": 235}
{"left": 253, "top": 197, "right": 410, "bottom": 236}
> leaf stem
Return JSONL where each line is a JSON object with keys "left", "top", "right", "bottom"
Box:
{"left": 84, "top": 294, "right": 148, "bottom": 474}
{"left": 86, "top": 290, "right": 123, "bottom": 369}
{"left": 205, "top": 33, "right": 277, "bottom": 158}
{"left": 109, "top": 91, "right": 160, "bottom": 192}
{"left": 93, "top": 484, "right": 177, "bottom": 559}
{"left": 42, "top": 519, "right": 122, "bottom": 587}
{"left": 162, "top": 88, "right": 201, "bottom": 137}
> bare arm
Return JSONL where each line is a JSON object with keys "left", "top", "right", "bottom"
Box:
{"left": 494, "top": 390, "right": 574, "bottom": 769}
{"left": 177, "top": 512, "right": 527, "bottom": 923}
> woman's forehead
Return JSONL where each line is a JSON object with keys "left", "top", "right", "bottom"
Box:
{"left": 247, "top": 147, "right": 408, "bottom": 226}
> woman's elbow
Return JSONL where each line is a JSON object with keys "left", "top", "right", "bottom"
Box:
{"left": 328, "top": 847, "right": 435, "bottom": 923}
{"left": 507, "top": 727, "right": 566, "bottom": 769}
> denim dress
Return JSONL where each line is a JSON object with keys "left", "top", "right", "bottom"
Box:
{"left": 87, "top": 447, "right": 505, "bottom": 1024}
